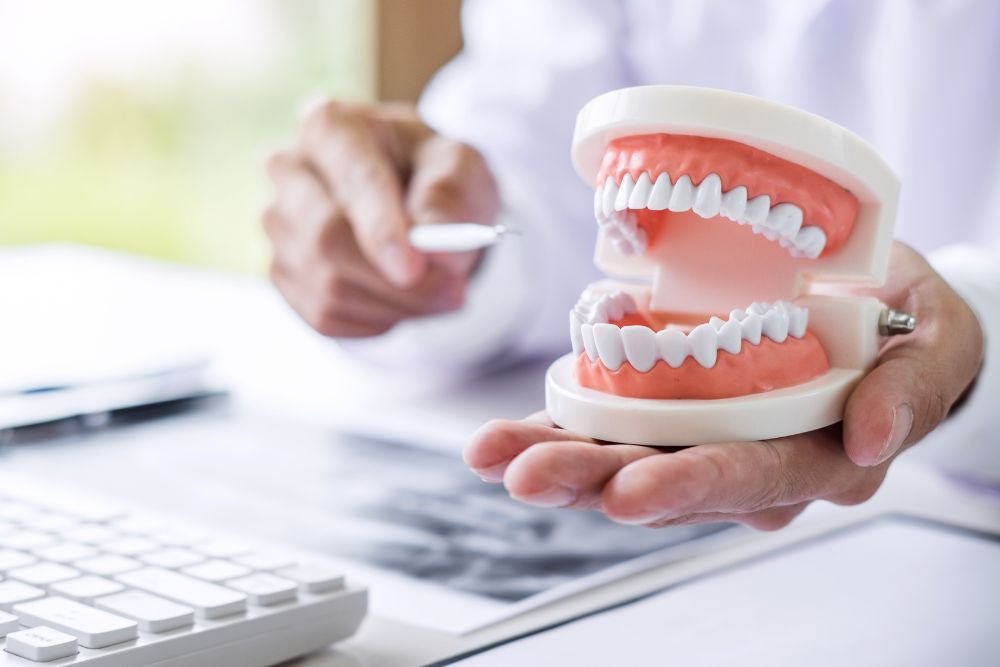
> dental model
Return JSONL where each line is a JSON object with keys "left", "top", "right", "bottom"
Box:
{"left": 546, "top": 86, "right": 900, "bottom": 445}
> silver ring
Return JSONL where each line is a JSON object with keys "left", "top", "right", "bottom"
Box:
{"left": 879, "top": 309, "right": 917, "bottom": 336}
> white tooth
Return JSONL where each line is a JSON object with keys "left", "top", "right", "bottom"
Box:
{"left": 758, "top": 226, "right": 781, "bottom": 241}
{"left": 647, "top": 172, "right": 673, "bottom": 210}
{"left": 621, "top": 326, "right": 658, "bottom": 372}
{"left": 709, "top": 316, "right": 726, "bottom": 331}
{"left": 614, "top": 173, "right": 635, "bottom": 211}
{"left": 717, "top": 319, "right": 742, "bottom": 355}
{"left": 668, "top": 175, "right": 695, "bottom": 212}
{"left": 628, "top": 172, "right": 653, "bottom": 209}
{"left": 788, "top": 307, "right": 808, "bottom": 338}
{"left": 630, "top": 227, "right": 648, "bottom": 254}
{"left": 593, "top": 187, "right": 604, "bottom": 221}
{"left": 604, "top": 295, "right": 624, "bottom": 322}
{"left": 762, "top": 309, "right": 789, "bottom": 343}
{"left": 581, "top": 323, "right": 598, "bottom": 360}
{"left": 766, "top": 203, "right": 803, "bottom": 239}
{"left": 720, "top": 186, "right": 748, "bottom": 221}
{"left": 791, "top": 226, "right": 827, "bottom": 259}
{"left": 687, "top": 324, "right": 718, "bottom": 368}
{"left": 730, "top": 308, "right": 748, "bottom": 322}
{"left": 742, "top": 195, "right": 770, "bottom": 226}
{"left": 601, "top": 176, "right": 618, "bottom": 217}
{"left": 692, "top": 173, "right": 722, "bottom": 218}
{"left": 748, "top": 301, "right": 770, "bottom": 315}
{"left": 570, "top": 311, "right": 584, "bottom": 355}
{"left": 615, "top": 291, "right": 639, "bottom": 314}
{"left": 740, "top": 313, "right": 762, "bottom": 344}
{"left": 593, "top": 323, "right": 626, "bottom": 370}
{"left": 656, "top": 329, "right": 687, "bottom": 368}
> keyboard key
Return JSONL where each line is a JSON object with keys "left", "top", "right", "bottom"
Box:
{"left": 30, "top": 514, "right": 79, "bottom": 533}
{"left": 102, "top": 537, "right": 160, "bottom": 556}
{"left": 0, "top": 531, "right": 58, "bottom": 551}
{"left": 0, "top": 548, "right": 37, "bottom": 572}
{"left": 33, "top": 542, "right": 98, "bottom": 564}
{"left": 15, "top": 596, "right": 138, "bottom": 648}
{"left": 74, "top": 554, "right": 142, "bottom": 577}
{"left": 8, "top": 562, "right": 80, "bottom": 587}
{"left": 278, "top": 564, "right": 345, "bottom": 594}
{"left": 4, "top": 626, "right": 78, "bottom": 662}
{"left": 195, "top": 541, "right": 252, "bottom": 559}
{"left": 0, "top": 581, "right": 46, "bottom": 611}
{"left": 0, "top": 610, "right": 18, "bottom": 636}
{"left": 141, "top": 548, "right": 205, "bottom": 569}
{"left": 96, "top": 591, "right": 194, "bottom": 633}
{"left": 226, "top": 573, "right": 298, "bottom": 606}
{"left": 182, "top": 560, "right": 250, "bottom": 583}
{"left": 50, "top": 576, "right": 124, "bottom": 603}
{"left": 234, "top": 553, "right": 296, "bottom": 572}
{"left": 116, "top": 567, "right": 247, "bottom": 619}
{"left": 61, "top": 524, "right": 118, "bottom": 544}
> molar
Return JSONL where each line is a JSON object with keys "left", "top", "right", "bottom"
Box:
{"left": 740, "top": 313, "right": 763, "bottom": 344}
{"left": 789, "top": 226, "right": 827, "bottom": 259}
{"left": 766, "top": 203, "right": 804, "bottom": 239}
{"left": 647, "top": 172, "right": 673, "bottom": 210}
{"left": 621, "top": 325, "right": 658, "bottom": 372}
{"left": 787, "top": 307, "right": 808, "bottom": 338}
{"left": 762, "top": 309, "right": 789, "bottom": 343}
{"left": 717, "top": 318, "right": 743, "bottom": 355}
{"left": 692, "top": 173, "right": 722, "bottom": 218}
{"left": 593, "top": 323, "right": 626, "bottom": 370}
{"left": 687, "top": 323, "right": 718, "bottom": 368}
{"left": 656, "top": 328, "right": 687, "bottom": 368}
{"left": 709, "top": 315, "right": 726, "bottom": 331}
{"left": 668, "top": 175, "right": 695, "bottom": 212}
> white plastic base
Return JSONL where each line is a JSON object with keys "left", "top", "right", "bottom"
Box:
{"left": 545, "top": 353, "right": 863, "bottom": 446}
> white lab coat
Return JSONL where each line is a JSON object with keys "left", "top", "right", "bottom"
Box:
{"left": 352, "top": 0, "right": 1000, "bottom": 480}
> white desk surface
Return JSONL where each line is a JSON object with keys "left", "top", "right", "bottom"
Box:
{"left": 3, "top": 245, "right": 999, "bottom": 666}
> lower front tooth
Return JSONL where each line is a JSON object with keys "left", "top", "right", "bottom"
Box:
{"left": 581, "top": 323, "right": 598, "bottom": 361}
{"left": 668, "top": 175, "right": 695, "bottom": 212}
{"left": 693, "top": 174, "right": 722, "bottom": 218}
{"left": 762, "top": 309, "right": 789, "bottom": 343}
{"left": 621, "top": 326, "right": 657, "bottom": 372}
{"left": 593, "top": 323, "right": 626, "bottom": 370}
{"left": 742, "top": 195, "right": 771, "bottom": 226}
{"left": 741, "top": 313, "right": 762, "bottom": 344}
{"left": 656, "top": 329, "right": 687, "bottom": 368}
{"left": 717, "top": 319, "right": 742, "bottom": 355}
{"left": 570, "top": 311, "right": 584, "bottom": 356}
{"left": 720, "top": 186, "right": 748, "bottom": 221}
{"left": 687, "top": 324, "right": 718, "bottom": 368}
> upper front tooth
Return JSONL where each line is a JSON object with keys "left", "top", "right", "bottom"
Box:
{"left": 668, "top": 175, "right": 695, "bottom": 212}
{"left": 628, "top": 172, "right": 653, "bottom": 209}
{"left": 766, "top": 203, "right": 803, "bottom": 239}
{"left": 720, "top": 186, "right": 748, "bottom": 221}
{"left": 601, "top": 176, "right": 618, "bottom": 217}
{"left": 762, "top": 309, "right": 789, "bottom": 343}
{"left": 740, "top": 313, "right": 763, "bottom": 344}
{"left": 614, "top": 173, "right": 635, "bottom": 211}
{"left": 687, "top": 323, "right": 718, "bottom": 368}
{"left": 787, "top": 307, "right": 808, "bottom": 338}
{"left": 791, "top": 226, "right": 827, "bottom": 259}
{"left": 647, "top": 173, "right": 673, "bottom": 210}
{"left": 656, "top": 329, "right": 687, "bottom": 368}
{"left": 693, "top": 173, "right": 722, "bottom": 218}
{"left": 570, "top": 311, "right": 584, "bottom": 356}
{"left": 717, "top": 318, "right": 742, "bottom": 355}
{"left": 593, "top": 323, "right": 626, "bottom": 370}
{"left": 622, "top": 326, "right": 658, "bottom": 372}
{"left": 593, "top": 187, "right": 604, "bottom": 220}
{"left": 742, "top": 194, "right": 771, "bottom": 226}
{"left": 581, "top": 323, "right": 597, "bottom": 360}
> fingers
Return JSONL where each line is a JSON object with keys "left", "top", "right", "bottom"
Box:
{"left": 299, "top": 102, "right": 426, "bottom": 287}
{"left": 599, "top": 430, "right": 886, "bottom": 525}
{"left": 843, "top": 244, "right": 984, "bottom": 466}
{"left": 464, "top": 416, "right": 592, "bottom": 482}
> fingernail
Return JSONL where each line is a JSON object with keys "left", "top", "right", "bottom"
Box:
{"left": 876, "top": 403, "right": 913, "bottom": 465}
{"left": 474, "top": 462, "right": 508, "bottom": 483}
{"left": 516, "top": 485, "right": 576, "bottom": 508}
{"left": 380, "top": 242, "right": 420, "bottom": 286}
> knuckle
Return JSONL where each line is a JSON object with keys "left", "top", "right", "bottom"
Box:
{"left": 746, "top": 441, "right": 791, "bottom": 510}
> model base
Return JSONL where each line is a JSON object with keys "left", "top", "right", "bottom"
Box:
{"left": 545, "top": 353, "right": 862, "bottom": 446}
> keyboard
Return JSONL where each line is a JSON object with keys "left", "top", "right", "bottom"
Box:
{"left": 0, "top": 475, "right": 367, "bottom": 665}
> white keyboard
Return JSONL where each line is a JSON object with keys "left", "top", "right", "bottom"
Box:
{"left": 0, "top": 476, "right": 366, "bottom": 665}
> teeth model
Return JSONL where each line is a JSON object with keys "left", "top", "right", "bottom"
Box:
{"left": 595, "top": 172, "right": 827, "bottom": 259}
{"left": 570, "top": 295, "right": 809, "bottom": 371}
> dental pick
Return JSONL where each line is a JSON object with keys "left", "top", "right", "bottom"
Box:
{"left": 408, "top": 223, "right": 519, "bottom": 253}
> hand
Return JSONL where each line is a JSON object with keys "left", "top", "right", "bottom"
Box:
{"left": 263, "top": 100, "right": 500, "bottom": 337}
{"left": 464, "top": 243, "right": 984, "bottom": 530}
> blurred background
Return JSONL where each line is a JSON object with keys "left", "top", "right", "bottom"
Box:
{"left": 0, "top": 0, "right": 462, "bottom": 273}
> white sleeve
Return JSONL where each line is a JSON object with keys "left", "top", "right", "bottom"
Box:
{"left": 911, "top": 244, "right": 1000, "bottom": 483}
{"left": 340, "top": 0, "right": 631, "bottom": 376}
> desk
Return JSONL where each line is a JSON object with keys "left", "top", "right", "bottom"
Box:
{"left": 3, "top": 246, "right": 999, "bottom": 666}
